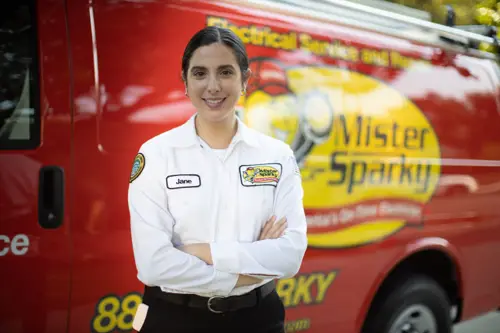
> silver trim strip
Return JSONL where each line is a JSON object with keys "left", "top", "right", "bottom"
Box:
{"left": 219, "top": 0, "right": 498, "bottom": 60}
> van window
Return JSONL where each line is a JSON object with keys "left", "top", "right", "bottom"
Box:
{"left": 0, "top": 1, "right": 40, "bottom": 150}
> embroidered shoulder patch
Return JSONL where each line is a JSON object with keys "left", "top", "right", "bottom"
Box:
{"left": 130, "top": 153, "right": 145, "bottom": 183}
{"left": 239, "top": 163, "right": 282, "bottom": 187}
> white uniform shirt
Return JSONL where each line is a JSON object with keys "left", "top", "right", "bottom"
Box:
{"left": 128, "top": 114, "right": 308, "bottom": 297}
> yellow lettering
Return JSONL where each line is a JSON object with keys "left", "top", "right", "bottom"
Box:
{"left": 292, "top": 275, "right": 315, "bottom": 305}
{"left": 207, "top": 16, "right": 429, "bottom": 69}
{"left": 276, "top": 277, "right": 296, "bottom": 307}
{"left": 117, "top": 294, "right": 141, "bottom": 331}
{"left": 299, "top": 33, "right": 312, "bottom": 52}
{"left": 266, "top": 32, "right": 279, "bottom": 48}
{"left": 348, "top": 46, "right": 360, "bottom": 62}
{"left": 361, "top": 49, "right": 372, "bottom": 63}
{"left": 239, "top": 27, "right": 251, "bottom": 44}
{"left": 206, "top": 16, "right": 228, "bottom": 28}
{"left": 277, "top": 271, "right": 337, "bottom": 308}
{"left": 92, "top": 296, "right": 119, "bottom": 333}
{"left": 206, "top": 16, "right": 297, "bottom": 51}
{"left": 285, "top": 318, "right": 311, "bottom": 332}
{"left": 361, "top": 49, "right": 389, "bottom": 67}
{"left": 250, "top": 26, "right": 264, "bottom": 45}
{"left": 327, "top": 41, "right": 346, "bottom": 60}
{"left": 390, "top": 51, "right": 409, "bottom": 68}
{"left": 316, "top": 272, "right": 336, "bottom": 302}
{"left": 300, "top": 33, "right": 326, "bottom": 56}
{"left": 299, "top": 34, "right": 360, "bottom": 62}
{"left": 92, "top": 293, "right": 143, "bottom": 333}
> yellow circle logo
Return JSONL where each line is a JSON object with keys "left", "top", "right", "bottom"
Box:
{"left": 129, "top": 153, "right": 145, "bottom": 183}
{"left": 241, "top": 58, "right": 441, "bottom": 248}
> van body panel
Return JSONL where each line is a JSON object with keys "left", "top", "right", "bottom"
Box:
{"left": 0, "top": 1, "right": 73, "bottom": 332}
{"left": 2, "top": 0, "right": 500, "bottom": 332}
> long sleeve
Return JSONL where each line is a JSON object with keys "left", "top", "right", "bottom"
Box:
{"left": 210, "top": 147, "right": 308, "bottom": 279}
{"left": 128, "top": 143, "right": 238, "bottom": 296}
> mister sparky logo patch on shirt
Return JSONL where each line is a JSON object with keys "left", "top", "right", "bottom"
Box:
{"left": 239, "top": 163, "right": 282, "bottom": 187}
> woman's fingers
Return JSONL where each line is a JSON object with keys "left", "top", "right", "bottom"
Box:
{"left": 279, "top": 219, "right": 288, "bottom": 237}
{"left": 259, "top": 215, "right": 276, "bottom": 240}
{"left": 259, "top": 216, "right": 288, "bottom": 240}
{"left": 271, "top": 217, "right": 287, "bottom": 238}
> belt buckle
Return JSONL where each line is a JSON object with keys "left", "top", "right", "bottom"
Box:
{"left": 207, "top": 296, "right": 225, "bottom": 314}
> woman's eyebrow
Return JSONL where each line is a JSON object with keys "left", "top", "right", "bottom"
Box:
{"left": 218, "top": 65, "right": 235, "bottom": 70}
{"left": 190, "top": 66, "right": 206, "bottom": 72}
{"left": 190, "top": 65, "right": 235, "bottom": 72}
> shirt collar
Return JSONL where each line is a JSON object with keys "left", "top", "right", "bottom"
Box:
{"left": 232, "top": 115, "right": 260, "bottom": 148}
{"left": 166, "top": 113, "right": 259, "bottom": 148}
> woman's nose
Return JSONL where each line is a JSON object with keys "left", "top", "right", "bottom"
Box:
{"left": 207, "top": 75, "right": 221, "bottom": 93}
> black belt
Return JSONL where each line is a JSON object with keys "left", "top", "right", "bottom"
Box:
{"left": 143, "top": 281, "right": 276, "bottom": 314}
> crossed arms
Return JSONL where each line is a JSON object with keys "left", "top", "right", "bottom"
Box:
{"left": 128, "top": 145, "right": 307, "bottom": 296}
{"left": 178, "top": 215, "right": 289, "bottom": 287}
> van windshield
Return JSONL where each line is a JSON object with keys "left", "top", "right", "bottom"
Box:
{"left": 0, "top": 0, "right": 40, "bottom": 150}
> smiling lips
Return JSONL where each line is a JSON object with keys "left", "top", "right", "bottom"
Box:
{"left": 203, "top": 97, "right": 226, "bottom": 109}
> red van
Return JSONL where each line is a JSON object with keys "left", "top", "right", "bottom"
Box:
{"left": 1, "top": 0, "right": 499, "bottom": 332}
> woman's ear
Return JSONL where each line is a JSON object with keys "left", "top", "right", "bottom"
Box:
{"left": 244, "top": 68, "right": 252, "bottom": 84}
{"left": 182, "top": 73, "right": 188, "bottom": 96}
{"left": 242, "top": 68, "right": 252, "bottom": 91}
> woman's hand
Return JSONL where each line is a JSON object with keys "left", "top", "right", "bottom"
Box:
{"left": 178, "top": 215, "right": 287, "bottom": 265}
{"left": 259, "top": 215, "right": 287, "bottom": 240}
{"left": 178, "top": 243, "right": 213, "bottom": 265}
{"left": 235, "top": 274, "right": 263, "bottom": 287}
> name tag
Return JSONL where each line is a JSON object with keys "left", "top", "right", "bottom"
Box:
{"left": 166, "top": 174, "right": 201, "bottom": 189}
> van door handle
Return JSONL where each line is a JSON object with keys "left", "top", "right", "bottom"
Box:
{"left": 38, "top": 166, "right": 64, "bottom": 229}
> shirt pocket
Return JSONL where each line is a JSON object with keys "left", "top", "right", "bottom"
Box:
{"left": 166, "top": 187, "right": 205, "bottom": 226}
{"left": 166, "top": 186, "right": 211, "bottom": 244}
{"left": 239, "top": 185, "right": 276, "bottom": 231}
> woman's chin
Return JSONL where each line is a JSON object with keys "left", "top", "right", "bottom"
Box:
{"left": 198, "top": 108, "right": 235, "bottom": 123}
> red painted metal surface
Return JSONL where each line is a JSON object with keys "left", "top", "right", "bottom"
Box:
{"left": 1, "top": 0, "right": 500, "bottom": 332}
{"left": 0, "top": 0, "right": 73, "bottom": 332}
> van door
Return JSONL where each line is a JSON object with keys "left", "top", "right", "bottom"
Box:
{"left": 0, "top": 1, "right": 72, "bottom": 332}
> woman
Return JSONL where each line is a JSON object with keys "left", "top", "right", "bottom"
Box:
{"left": 128, "top": 26, "right": 308, "bottom": 333}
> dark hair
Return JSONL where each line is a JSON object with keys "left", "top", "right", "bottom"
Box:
{"left": 181, "top": 26, "right": 249, "bottom": 84}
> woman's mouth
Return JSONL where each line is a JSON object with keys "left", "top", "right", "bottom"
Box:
{"left": 203, "top": 98, "right": 226, "bottom": 110}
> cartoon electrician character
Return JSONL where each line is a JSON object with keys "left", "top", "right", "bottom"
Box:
{"left": 241, "top": 58, "right": 334, "bottom": 165}
{"left": 242, "top": 167, "right": 259, "bottom": 183}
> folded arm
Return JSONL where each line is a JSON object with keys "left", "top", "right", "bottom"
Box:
{"left": 128, "top": 144, "right": 239, "bottom": 296}
{"left": 210, "top": 149, "right": 308, "bottom": 279}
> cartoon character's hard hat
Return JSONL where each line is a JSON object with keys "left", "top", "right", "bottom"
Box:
{"left": 247, "top": 59, "right": 292, "bottom": 96}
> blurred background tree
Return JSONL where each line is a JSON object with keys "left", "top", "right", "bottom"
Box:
{"left": 385, "top": 0, "right": 497, "bottom": 25}
{"left": 385, "top": 0, "right": 499, "bottom": 52}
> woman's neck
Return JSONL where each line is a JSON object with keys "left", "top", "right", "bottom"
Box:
{"left": 195, "top": 114, "right": 237, "bottom": 149}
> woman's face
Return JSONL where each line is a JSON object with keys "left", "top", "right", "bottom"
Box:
{"left": 185, "top": 43, "right": 247, "bottom": 123}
